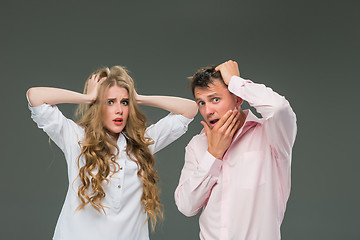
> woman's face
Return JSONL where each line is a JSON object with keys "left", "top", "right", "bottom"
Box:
{"left": 101, "top": 85, "right": 129, "bottom": 139}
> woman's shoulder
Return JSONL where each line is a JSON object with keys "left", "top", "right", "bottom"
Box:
{"left": 29, "top": 103, "right": 84, "bottom": 135}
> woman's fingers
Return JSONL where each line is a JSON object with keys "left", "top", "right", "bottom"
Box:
{"left": 98, "top": 77, "right": 107, "bottom": 85}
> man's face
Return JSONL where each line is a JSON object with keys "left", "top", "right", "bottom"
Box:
{"left": 194, "top": 79, "right": 241, "bottom": 128}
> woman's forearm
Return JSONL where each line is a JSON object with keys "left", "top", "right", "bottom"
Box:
{"left": 27, "top": 74, "right": 105, "bottom": 107}
{"left": 136, "top": 95, "right": 198, "bottom": 119}
{"left": 26, "top": 87, "right": 93, "bottom": 107}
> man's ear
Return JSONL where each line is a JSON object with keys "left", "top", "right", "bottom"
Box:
{"left": 235, "top": 96, "right": 243, "bottom": 108}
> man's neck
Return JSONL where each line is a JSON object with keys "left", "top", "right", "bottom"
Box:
{"left": 237, "top": 110, "right": 247, "bottom": 131}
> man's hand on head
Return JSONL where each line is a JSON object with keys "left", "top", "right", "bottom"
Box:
{"left": 215, "top": 60, "right": 240, "bottom": 85}
{"left": 201, "top": 109, "right": 241, "bottom": 160}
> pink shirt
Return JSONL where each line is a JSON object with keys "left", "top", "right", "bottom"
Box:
{"left": 175, "top": 76, "right": 297, "bottom": 240}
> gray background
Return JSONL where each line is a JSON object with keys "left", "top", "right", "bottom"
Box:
{"left": 1, "top": 0, "right": 359, "bottom": 239}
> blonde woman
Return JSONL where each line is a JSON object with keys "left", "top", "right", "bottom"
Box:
{"left": 27, "top": 66, "right": 198, "bottom": 240}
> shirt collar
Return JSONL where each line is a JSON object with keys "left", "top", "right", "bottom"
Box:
{"left": 118, "top": 132, "right": 127, "bottom": 146}
{"left": 243, "top": 109, "right": 263, "bottom": 125}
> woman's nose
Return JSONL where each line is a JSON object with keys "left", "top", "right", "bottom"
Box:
{"left": 115, "top": 103, "right": 123, "bottom": 114}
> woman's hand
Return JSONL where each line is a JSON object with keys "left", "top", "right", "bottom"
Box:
{"left": 86, "top": 74, "right": 107, "bottom": 103}
{"left": 134, "top": 89, "right": 140, "bottom": 103}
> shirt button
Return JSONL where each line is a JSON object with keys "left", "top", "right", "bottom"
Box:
{"left": 120, "top": 166, "right": 123, "bottom": 170}
{"left": 117, "top": 185, "right": 121, "bottom": 189}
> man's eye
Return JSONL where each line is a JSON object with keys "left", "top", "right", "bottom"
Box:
{"left": 198, "top": 102, "right": 205, "bottom": 106}
{"left": 213, "top": 98, "right": 219, "bottom": 103}
{"left": 121, "top": 100, "right": 129, "bottom": 106}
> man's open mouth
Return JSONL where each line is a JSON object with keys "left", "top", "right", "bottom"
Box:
{"left": 209, "top": 119, "right": 219, "bottom": 125}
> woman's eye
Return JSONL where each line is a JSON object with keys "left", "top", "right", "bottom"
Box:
{"left": 121, "top": 100, "right": 129, "bottom": 106}
{"left": 107, "top": 100, "right": 114, "bottom": 105}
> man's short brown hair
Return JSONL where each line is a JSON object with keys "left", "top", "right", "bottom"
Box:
{"left": 189, "top": 65, "right": 226, "bottom": 96}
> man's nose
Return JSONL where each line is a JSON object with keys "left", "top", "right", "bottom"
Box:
{"left": 205, "top": 105, "right": 214, "bottom": 116}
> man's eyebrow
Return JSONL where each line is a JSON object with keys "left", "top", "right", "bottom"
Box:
{"left": 195, "top": 93, "right": 220, "bottom": 103}
{"left": 206, "top": 93, "right": 220, "bottom": 98}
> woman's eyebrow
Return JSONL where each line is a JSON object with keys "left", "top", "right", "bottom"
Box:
{"left": 106, "top": 97, "right": 129, "bottom": 101}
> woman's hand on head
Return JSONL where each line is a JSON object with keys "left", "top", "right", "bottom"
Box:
{"left": 134, "top": 89, "right": 142, "bottom": 103}
{"left": 87, "top": 74, "right": 107, "bottom": 103}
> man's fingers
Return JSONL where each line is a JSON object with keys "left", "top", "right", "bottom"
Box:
{"left": 229, "top": 120, "right": 241, "bottom": 136}
{"left": 201, "top": 121, "right": 211, "bottom": 136}
{"left": 215, "top": 64, "right": 222, "bottom": 72}
{"left": 215, "top": 60, "right": 236, "bottom": 71}
{"left": 219, "top": 110, "right": 238, "bottom": 131}
{"left": 224, "top": 111, "right": 240, "bottom": 134}
{"left": 214, "top": 110, "right": 233, "bottom": 129}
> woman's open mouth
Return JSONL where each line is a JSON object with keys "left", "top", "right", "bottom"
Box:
{"left": 113, "top": 118, "right": 123, "bottom": 126}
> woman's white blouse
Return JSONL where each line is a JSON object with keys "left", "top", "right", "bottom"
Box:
{"left": 29, "top": 104, "right": 193, "bottom": 240}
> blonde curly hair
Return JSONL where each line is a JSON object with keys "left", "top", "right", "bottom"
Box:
{"left": 75, "top": 66, "right": 163, "bottom": 230}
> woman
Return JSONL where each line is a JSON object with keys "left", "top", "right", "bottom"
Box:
{"left": 27, "top": 66, "right": 198, "bottom": 240}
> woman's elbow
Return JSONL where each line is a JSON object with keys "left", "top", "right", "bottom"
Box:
{"left": 184, "top": 101, "right": 198, "bottom": 119}
{"left": 26, "top": 87, "right": 42, "bottom": 107}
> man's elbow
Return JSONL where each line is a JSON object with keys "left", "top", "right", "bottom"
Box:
{"left": 174, "top": 192, "right": 200, "bottom": 217}
{"left": 176, "top": 203, "right": 199, "bottom": 217}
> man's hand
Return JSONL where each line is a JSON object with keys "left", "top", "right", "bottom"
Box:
{"left": 215, "top": 60, "right": 240, "bottom": 85}
{"left": 201, "top": 109, "right": 241, "bottom": 160}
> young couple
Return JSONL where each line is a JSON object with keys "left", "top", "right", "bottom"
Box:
{"left": 27, "top": 60, "right": 296, "bottom": 240}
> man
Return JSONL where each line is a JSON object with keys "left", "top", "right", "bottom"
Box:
{"left": 175, "top": 60, "right": 297, "bottom": 240}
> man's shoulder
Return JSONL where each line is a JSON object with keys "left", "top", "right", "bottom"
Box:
{"left": 187, "top": 131, "right": 207, "bottom": 148}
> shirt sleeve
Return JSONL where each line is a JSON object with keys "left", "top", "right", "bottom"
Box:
{"left": 29, "top": 103, "right": 83, "bottom": 154}
{"left": 145, "top": 113, "right": 193, "bottom": 154}
{"left": 228, "top": 76, "right": 297, "bottom": 159}
{"left": 174, "top": 138, "right": 222, "bottom": 217}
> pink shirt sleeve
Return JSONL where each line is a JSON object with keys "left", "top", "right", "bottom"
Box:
{"left": 228, "top": 76, "right": 297, "bottom": 160}
{"left": 175, "top": 140, "right": 222, "bottom": 217}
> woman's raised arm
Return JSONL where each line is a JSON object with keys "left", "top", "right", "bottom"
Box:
{"left": 26, "top": 74, "right": 106, "bottom": 107}
{"left": 136, "top": 94, "right": 198, "bottom": 119}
